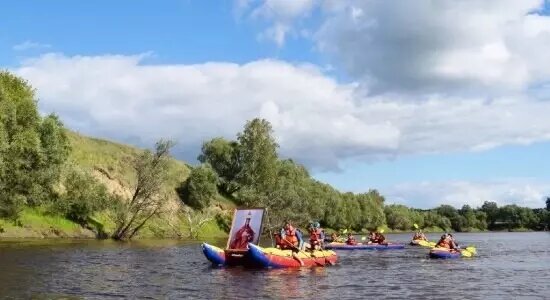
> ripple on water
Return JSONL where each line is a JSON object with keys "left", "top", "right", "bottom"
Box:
{"left": 0, "top": 233, "right": 548, "bottom": 299}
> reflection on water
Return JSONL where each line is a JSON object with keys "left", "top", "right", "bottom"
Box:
{"left": 0, "top": 233, "right": 548, "bottom": 299}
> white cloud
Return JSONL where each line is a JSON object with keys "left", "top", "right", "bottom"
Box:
{"left": 12, "top": 53, "right": 550, "bottom": 170}
{"left": 240, "top": 0, "right": 550, "bottom": 94}
{"left": 384, "top": 179, "right": 550, "bottom": 209}
{"left": 317, "top": 0, "right": 550, "bottom": 94}
{"left": 239, "top": 0, "right": 319, "bottom": 46}
{"left": 13, "top": 40, "right": 52, "bottom": 51}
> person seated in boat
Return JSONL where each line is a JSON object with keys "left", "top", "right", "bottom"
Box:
{"left": 345, "top": 233, "right": 358, "bottom": 245}
{"left": 447, "top": 233, "right": 459, "bottom": 249}
{"left": 328, "top": 232, "right": 340, "bottom": 243}
{"left": 367, "top": 231, "right": 386, "bottom": 244}
{"left": 412, "top": 231, "right": 427, "bottom": 241}
{"left": 436, "top": 234, "right": 458, "bottom": 250}
{"left": 308, "top": 222, "right": 324, "bottom": 250}
{"left": 279, "top": 221, "right": 305, "bottom": 266}
{"left": 279, "top": 221, "right": 303, "bottom": 250}
{"left": 296, "top": 228, "right": 305, "bottom": 250}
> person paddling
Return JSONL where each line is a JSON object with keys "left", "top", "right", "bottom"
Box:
{"left": 367, "top": 230, "right": 387, "bottom": 244}
{"left": 345, "top": 233, "right": 358, "bottom": 245}
{"left": 308, "top": 222, "right": 324, "bottom": 251}
{"left": 436, "top": 233, "right": 458, "bottom": 250}
{"left": 447, "top": 233, "right": 459, "bottom": 249}
{"left": 279, "top": 221, "right": 304, "bottom": 266}
{"left": 412, "top": 231, "right": 427, "bottom": 241}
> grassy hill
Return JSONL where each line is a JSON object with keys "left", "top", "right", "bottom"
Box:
{"left": 0, "top": 131, "right": 232, "bottom": 240}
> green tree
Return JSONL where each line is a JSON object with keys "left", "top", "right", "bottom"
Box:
{"left": 481, "top": 201, "right": 499, "bottom": 229}
{"left": 179, "top": 164, "right": 218, "bottom": 211}
{"left": 0, "top": 71, "right": 70, "bottom": 218}
{"left": 384, "top": 204, "right": 412, "bottom": 231}
{"left": 498, "top": 205, "right": 538, "bottom": 230}
{"left": 258, "top": 159, "right": 311, "bottom": 227}
{"left": 55, "top": 168, "right": 112, "bottom": 225}
{"left": 436, "top": 205, "right": 463, "bottom": 231}
{"left": 357, "top": 190, "right": 386, "bottom": 230}
{"left": 459, "top": 205, "right": 477, "bottom": 231}
{"left": 236, "top": 118, "right": 278, "bottom": 191}
{"left": 198, "top": 137, "right": 241, "bottom": 195}
{"left": 475, "top": 210, "right": 488, "bottom": 230}
{"left": 112, "top": 139, "right": 174, "bottom": 240}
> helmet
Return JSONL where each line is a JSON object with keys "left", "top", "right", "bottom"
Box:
{"left": 314, "top": 222, "right": 320, "bottom": 228}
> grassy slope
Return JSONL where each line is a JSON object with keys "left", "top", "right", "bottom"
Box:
{"left": 0, "top": 131, "right": 229, "bottom": 239}
{"left": 67, "top": 131, "right": 191, "bottom": 189}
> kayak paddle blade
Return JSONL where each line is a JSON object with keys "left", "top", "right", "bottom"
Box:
{"left": 418, "top": 240, "right": 436, "bottom": 247}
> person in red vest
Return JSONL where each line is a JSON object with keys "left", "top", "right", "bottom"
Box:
{"left": 309, "top": 222, "right": 324, "bottom": 250}
{"left": 229, "top": 212, "right": 255, "bottom": 249}
{"left": 345, "top": 233, "right": 358, "bottom": 245}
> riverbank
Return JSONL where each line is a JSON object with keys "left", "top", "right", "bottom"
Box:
{"left": 0, "top": 208, "right": 228, "bottom": 240}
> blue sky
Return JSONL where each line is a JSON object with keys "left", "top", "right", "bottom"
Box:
{"left": 3, "top": 0, "right": 550, "bottom": 208}
{"left": 1, "top": 0, "right": 322, "bottom": 65}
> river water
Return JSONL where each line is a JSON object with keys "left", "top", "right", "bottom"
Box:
{"left": 0, "top": 232, "right": 548, "bottom": 299}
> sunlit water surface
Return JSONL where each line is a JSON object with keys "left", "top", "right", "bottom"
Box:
{"left": 0, "top": 232, "right": 548, "bottom": 299}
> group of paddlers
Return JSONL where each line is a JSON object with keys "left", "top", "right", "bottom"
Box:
{"left": 332, "top": 230, "right": 388, "bottom": 245}
{"left": 411, "top": 230, "right": 461, "bottom": 250}
{"left": 274, "top": 221, "right": 390, "bottom": 251}
{"left": 273, "top": 221, "right": 324, "bottom": 252}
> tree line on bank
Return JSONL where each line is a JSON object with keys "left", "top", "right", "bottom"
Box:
{"left": 1, "top": 71, "right": 548, "bottom": 242}
{"left": 183, "top": 118, "right": 550, "bottom": 233}
{"left": 384, "top": 201, "right": 550, "bottom": 232}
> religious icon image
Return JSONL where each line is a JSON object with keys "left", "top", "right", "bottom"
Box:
{"left": 227, "top": 208, "right": 264, "bottom": 249}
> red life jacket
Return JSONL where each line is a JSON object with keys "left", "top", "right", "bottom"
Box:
{"left": 346, "top": 236, "right": 357, "bottom": 245}
{"left": 309, "top": 228, "right": 322, "bottom": 245}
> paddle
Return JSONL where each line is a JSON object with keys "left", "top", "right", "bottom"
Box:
{"left": 460, "top": 246, "right": 477, "bottom": 257}
{"left": 418, "top": 240, "right": 436, "bottom": 247}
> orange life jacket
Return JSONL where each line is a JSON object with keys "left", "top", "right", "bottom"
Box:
{"left": 437, "top": 239, "right": 451, "bottom": 249}
{"left": 284, "top": 226, "right": 298, "bottom": 246}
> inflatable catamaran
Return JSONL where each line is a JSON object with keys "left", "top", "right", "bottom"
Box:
{"left": 201, "top": 208, "right": 337, "bottom": 268}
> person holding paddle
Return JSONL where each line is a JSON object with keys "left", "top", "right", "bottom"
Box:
{"left": 279, "top": 221, "right": 305, "bottom": 266}
{"left": 412, "top": 231, "right": 428, "bottom": 241}
{"left": 308, "top": 222, "right": 324, "bottom": 250}
{"left": 345, "top": 233, "right": 358, "bottom": 245}
{"left": 436, "top": 233, "right": 458, "bottom": 250}
{"left": 367, "top": 230, "right": 387, "bottom": 244}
